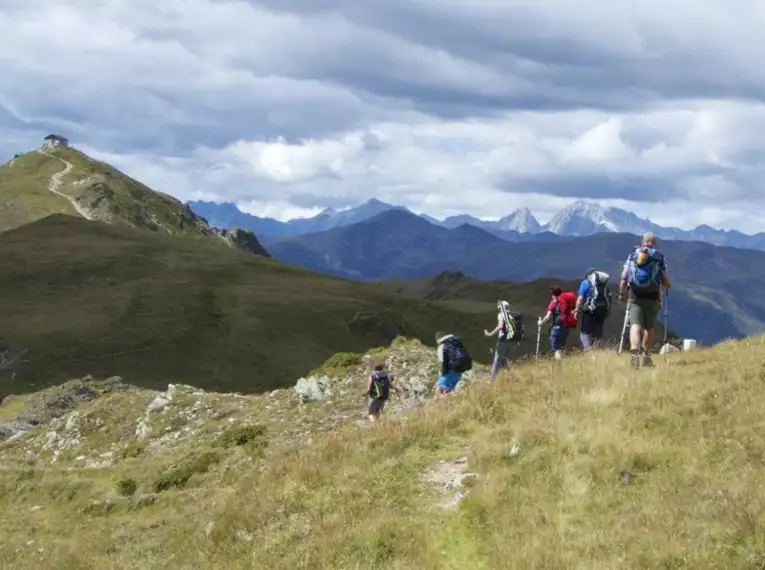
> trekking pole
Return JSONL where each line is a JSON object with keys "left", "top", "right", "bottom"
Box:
{"left": 535, "top": 320, "right": 541, "bottom": 359}
{"left": 618, "top": 299, "right": 631, "bottom": 355}
{"left": 662, "top": 288, "right": 669, "bottom": 346}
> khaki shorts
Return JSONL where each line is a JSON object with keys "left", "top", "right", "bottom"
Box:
{"left": 628, "top": 298, "right": 661, "bottom": 329}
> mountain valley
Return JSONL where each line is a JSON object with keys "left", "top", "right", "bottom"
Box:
{"left": 263, "top": 209, "right": 765, "bottom": 345}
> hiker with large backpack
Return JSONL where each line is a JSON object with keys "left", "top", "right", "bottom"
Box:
{"left": 364, "top": 362, "right": 400, "bottom": 422}
{"left": 435, "top": 331, "right": 472, "bottom": 394}
{"left": 618, "top": 232, "right": 671, "bottom": 368}
{"left": 484, "top": 300, "right": 523, "bottom": 380}
{"left": 538, "top": 285, "right": 577, "bottom": 360}
{"left": 575, "top": 268, "right": 613, "bottom": 352}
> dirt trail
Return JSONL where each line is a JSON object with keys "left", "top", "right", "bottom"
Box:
{"left": 38, "top": 150, "right": 92, "bottom": 220}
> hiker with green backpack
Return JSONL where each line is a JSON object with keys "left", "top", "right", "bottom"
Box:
{"left": 484, "top": 300, "right": 523, "bottom": 380}
{"left": 364, "top": 362, "right": 401, "bottom": 422}
{"left": 618, "top": 232, "right": 671, "bottom": 368}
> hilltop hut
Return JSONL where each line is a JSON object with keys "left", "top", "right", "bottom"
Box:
{"left": 42, "top": 134, "right": 69, "bottom": 149}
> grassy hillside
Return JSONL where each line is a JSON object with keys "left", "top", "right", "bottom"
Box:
{"left": 0, "top": 151, "right": 79, "bottom": 224}
{"left": 0, "top": 146, "right": 268, "bottom": 255}
{"left": 0, "top": 215, "right": 601, "bottom": 399}
{"left": 0, "top": 335, "right": 763, "bottom": 568}
{"left": 266, "top": 209, "right": 765, "bottom": 345}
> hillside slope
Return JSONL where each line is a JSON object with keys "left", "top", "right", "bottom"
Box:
{"left": 0, "top": 146, "right": 268, "bottom": 256}
{"left": 0, "top": 335, "right": 763, "bottom": 568}
{"left": 0, "top": 215, "right": 591, "bottom": 398}
{"left": 266, "top": 210, "right": 765, "bottom": 345}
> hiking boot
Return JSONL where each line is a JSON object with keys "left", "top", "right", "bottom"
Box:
{"left": 630, "top": 351, "right": 640, "bottom": 369}
{"left": 641, "top": 353, "right": 653, "bottom": 368}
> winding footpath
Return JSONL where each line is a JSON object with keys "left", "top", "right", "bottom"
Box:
{"left": 38, "top": 150, "right": 93, "bottom": 220}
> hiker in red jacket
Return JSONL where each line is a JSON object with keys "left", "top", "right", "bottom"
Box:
{"left": 538, "top": 285, "right": 577, "bottom": 360}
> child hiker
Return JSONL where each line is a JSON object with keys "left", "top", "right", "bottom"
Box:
{"left": 364, "top": 362, "right": 400, "bottom": 422}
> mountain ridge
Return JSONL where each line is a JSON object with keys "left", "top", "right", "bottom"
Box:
{"left": 0, "top": 141, "right": 269, "bottom": 257}
{"left": 189, "top": 197, "right": 765, "bottom": 251}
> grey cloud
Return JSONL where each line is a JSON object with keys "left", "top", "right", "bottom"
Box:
{"left": 500, "top": 167, "right": 763, "bottom": 204}
{"left": 500, "top": 174, "right": 688, "bottom": 203}
{"left": 287, "top": 193, "right": 356, "bottom": 210}
{"left": 2, "top": 0, "right": 765, "bottom": 232}
{"left": 249, "top": 0, "right": 765, "bottom": 112}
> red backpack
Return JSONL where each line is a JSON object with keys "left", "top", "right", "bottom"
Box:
{"left": 553, "top": 291, "right": 578, "bottom": 328}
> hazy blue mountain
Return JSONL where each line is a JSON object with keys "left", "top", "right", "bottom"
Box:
{"left": 264, "top": 209, "right": 765, "bottom": 346}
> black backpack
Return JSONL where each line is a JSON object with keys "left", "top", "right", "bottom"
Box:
{"left": 369, "top": 372, "right": 390, "bottom": 400}
{"left": 444, "top": 336, "right": 473, "bottom": 373}
{"left": 499, "top": 302, "right": 524, "bottom": 342}
{"left": 584, "top": 271, "right": 613, "bottom": 314}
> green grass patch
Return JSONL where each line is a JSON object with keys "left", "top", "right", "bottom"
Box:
{"left": 153, "top": 450, "right": 221, "bottom": 493}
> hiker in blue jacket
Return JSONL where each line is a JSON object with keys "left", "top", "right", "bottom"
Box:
{"left": 575, "top": 268, "right": 612, "bottom": 352}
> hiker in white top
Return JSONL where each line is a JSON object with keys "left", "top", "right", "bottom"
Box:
{"left": 484, "top": 300, "right": 519, "bottom": 380}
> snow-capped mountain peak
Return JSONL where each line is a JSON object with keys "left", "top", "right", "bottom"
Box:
{"left": 496, "top": 207, "right": 541, "bottom": 233}
{"left": 543, "top": 200, "right": 653, "bottom": 236}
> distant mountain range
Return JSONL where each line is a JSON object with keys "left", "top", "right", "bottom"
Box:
{"left": 259, "top": 208, "right": 765, "bottom": 346}
{"left": 188, "top": 198, "right": 765, "bottom": 251}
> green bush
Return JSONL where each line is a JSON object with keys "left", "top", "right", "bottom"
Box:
{"left": 309, "top": 351, "right": 364, "bottom": 377}
{"left": 120, "top": 441, "right": 143, "bottom": 459}
{"left": 217, "top": 424, "right": 267, "bottom": 447}
{"left": 153, "top": 451, "right": 220, "bottom": 493}
{"left": 116, "top": 477, "right": 137, "bottom": 497}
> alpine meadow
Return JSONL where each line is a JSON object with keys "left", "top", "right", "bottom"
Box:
{"left": 4, "top": 0, "right": 765, "bottom": 567}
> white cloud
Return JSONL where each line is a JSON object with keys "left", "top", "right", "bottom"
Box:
{"left": 2, "top": 0, "right": 765, "bottom": 233}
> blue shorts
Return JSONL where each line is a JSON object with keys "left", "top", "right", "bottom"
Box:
{"left": 436, "top": 372, "right": 462, "bottom": 392}
{"left": 550, "top": 326, "right": 569, "bottom": 351}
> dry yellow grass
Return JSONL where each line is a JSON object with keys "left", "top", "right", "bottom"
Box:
{"left": 2, "top": 336, "right": 765, "bottom": 569}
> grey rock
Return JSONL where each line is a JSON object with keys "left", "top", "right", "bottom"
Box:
{"left": 134, "top": 494, "right": 158, "bottom": 508}
{"left": 105, "top": 376, "right": 124, "bottom": 388}
{"left": 0, "top": 421, "right": 33, "bottom": 441}
{"left": 147, "top": 396, "right": 170, "bottom": 413}
{"left": 16, "top": 383, "right": 98, "bottom": 426}
{"left": 295, "top": 375, "right": 333, "bottom": 403}
{"left": 82, "top": 499, "right": 115, "bottom": 515}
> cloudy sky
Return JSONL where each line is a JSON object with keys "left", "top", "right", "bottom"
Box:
{"left": 2, "top": 0, "right": 765, "bottom": 232}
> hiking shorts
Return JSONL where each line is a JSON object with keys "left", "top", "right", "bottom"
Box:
{"left": 628, "top": 298, "right": 661, "bottom": 330}
{"left": 550, "top": 325, "right": 569, "bottom": 351}
{"left": 436, "top": 372, "right": 462, "bottom": 392}
{"left": 368, "top": 398, "right": 386, "bottom": 417}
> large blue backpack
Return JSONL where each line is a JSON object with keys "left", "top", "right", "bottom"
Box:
{"left": 627, "top": 247, "right": 664, "bottom": 295}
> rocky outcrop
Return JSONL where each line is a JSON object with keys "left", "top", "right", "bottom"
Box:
{"left": 213, "top": 227, "right": 271, "bottom": 257}
{"left": 0, "top": 337, "right": 488, "bottom": 457}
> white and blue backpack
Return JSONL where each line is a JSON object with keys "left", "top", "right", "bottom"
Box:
{"left": 584, "top": 271, "right": 612, "bottom": 313}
